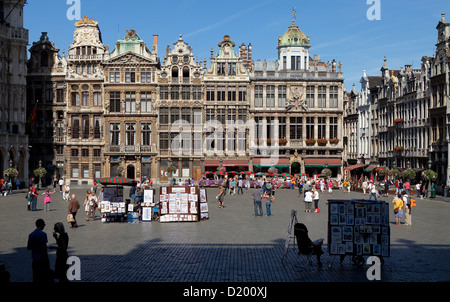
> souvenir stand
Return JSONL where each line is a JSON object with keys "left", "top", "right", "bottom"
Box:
{"left": 158, "top": 186, "right": 209, "bottom": 222}
{"left": 327, "top": 199, "right": 390, "bottom": 266}
{"left": 96, "top": 177, "right": 137, "bottom": 223}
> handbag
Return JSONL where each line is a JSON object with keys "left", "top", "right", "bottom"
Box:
{"left": 394, "top": 208, "right": 399, "bottom": 214}
{"left": 67, "top": 213, "right": 75, "bottom": 223}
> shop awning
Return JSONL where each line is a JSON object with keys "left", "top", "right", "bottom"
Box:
{"left": 96, "top": 177, "right": 137, "bottom": 186}
{"left": 204, "top": 160, "right": 220, "bottom": 167}
{"left": 252, "top": 158, "right": 290, "bottom": 167}
{"left": 343, "top": 164, "right": 367, "bottom": 171}
{"left": 364, "top": 165, "right": 378, "bottom": 172}
{"left": 304, "top": 158, "right": 342, "bottom": 168}
{"left": 223, "top": 160, "right": 249, "bottom": 167}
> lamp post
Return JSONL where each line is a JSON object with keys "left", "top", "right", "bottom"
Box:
{"left": 38, "top": 160, "right": 42, "bottom": 190}
{"left": 427, "top": 159, "right": 432, "bottom": 198}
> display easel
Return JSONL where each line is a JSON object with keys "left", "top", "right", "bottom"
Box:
{"left": 158, "top": 186, "right": 208, "bottom": 222}
{"left": 327, "top": 199, "right": 390, "bottom": 266}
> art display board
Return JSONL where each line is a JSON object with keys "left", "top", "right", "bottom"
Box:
{"left": 141, "top": 189, "right": 156, "bottom": 221}
{"left": 159, "top": 186, "right": 207, "bottom": 222}
{"left": 100, "top": 186, "right": 127, "bottom": 222}
{"left": 327, "top": 199, "right": 390, "bottom": 257}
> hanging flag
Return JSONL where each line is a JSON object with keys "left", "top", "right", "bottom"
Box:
{"left": 27, "top": 100, "right": 38, "bottom": 126}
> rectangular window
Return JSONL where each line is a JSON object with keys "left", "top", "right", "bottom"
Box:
{"left": 141, "top": 69, "right": 152, "bottom": 83}
{"left": 318, "top": 117, "right": 326, "bottom": 139}
{"left": 182, "top": 86, "right": 190, "bottom": 100}
{"left": 228, "top": 63, "right": 236, "bottom": 75}
{"left": 140, "top": 92, "right": 152, "bottom": 113}
{"left": 206, "top": 108, "right": 215, "bottom": 123}
{"left": 330, "top": 86, "right": 338, "bottom": 108}
{"left": 81, "top": 148, "right": 89, "bottom": 157}
{"left": 93, "top": 92, "right": 101, "bottom": 106}
{"left": 141, "top": 123, "right": 151, "bottom": 145}
{"left": 110, "top": 92, "right": 121, "bottom": 113}
{"left": 82, "top": 164, "right": 89, "bottom": 179}
{"left": 278, "top": 117, "right": 286, "bottom": 139}
{"left": 109, "top": 68, "right": 120, "bottom": 83}
{"left": 82, "top": 115, "right": 89, "bottom": 139}
{"left": 159, "top": 107, "right": 169, "bottom": 125}
{"left": 125, "top": 68, "right": 135, "bottom": 83}
{"left": 125, "top": 92, "right": 136, "bottom": 113}
{"left": 278, "top": 85, "right": 286, "bottom": 107}
{"left": 254, "top": 85, "right": 263, "bottom": 107}
{"left": 160, "top": 86, "right": 169, "bottom": 100}
{"left": 306, "top": 86, "right": 314, "bottom": 108}
{"left": 218, "top": 62, "right": 225, "bottom": 75}
{"left": 217, "top": 86, "right": 225, "bottom": 101}
{"left": 82, "top": 91, "right": 89, "bottom": 106}
{"left": 306, "top": 117, "right": 314, "bottom": 139}
{"left": 217, "top": 109, "right": 225, "bottom": 125}
{"left": 318, "top": 86, "right": 326, "bottom": 108}
{"left": 228, "top": 86, "right": 236, "bottom": 101}
{"left": 160, "top": 133, "right": 169, "bottom": 150}
{"left": 238, "top": 109, "right": 247, "bottom": 122}
{"left": 71, "top": 148, "right": 79, "bottom": 158}
{"left": 110, "top": 123, "right": 120, "bottom": 145}
{"left": 71, "top": 164, "right": 79, "bottom": 178}
{"left": 329, "top": 116, "right": 338, "bottom": 139}
{"left": 227, "top": 131, "right": 235, "bottom": 152}
{"left": 238, "top": 86, "right": 247, "bottom": 101}
{"left": 71, "top": 116, "right": 80, "bottom": 138}
{"left": 71, "top": 92, "right": 79, "bottom": 106}
{"left": 290, "top": 117, "right": 302, "bottom": 140}
{"left": 171, "top": 108, "right": 180, "bottom": 124}
{"left": 206, "top": 86, "right": 215, "bottom": 101}
{"left": 170, "top": 86, "right": 179, "bottom": 100}
{"left": 125, "top": 123, "right": 136, "bottom": 146}
{"left": 193, "top": 86, "right": 202, "bottom": 100}
{"left": 56, "top": 89, "right": 65, "bottom": 103}
{"left": 266, "top": 85, "right": 275, "bottom": 107}
{"left": 181, "top": 108, "right": 191, "bottom": 123}
{"left": 93, "top": 116, "right": 101, "bottom": 139}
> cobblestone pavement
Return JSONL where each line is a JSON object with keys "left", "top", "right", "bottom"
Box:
{"left": 1, "top": 185, "right": 449, "bottom": 284}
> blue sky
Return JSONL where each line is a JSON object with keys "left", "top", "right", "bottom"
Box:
{"left": 24, "top": 0, "right": 450, "bottom": 90}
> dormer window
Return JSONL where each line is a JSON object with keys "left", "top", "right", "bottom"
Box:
{"left": 40, "top": 51, "right": 48, "bottom": 67}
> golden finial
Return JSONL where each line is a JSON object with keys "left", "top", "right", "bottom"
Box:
{"left": 291, "top": 7, "right": 297, "bottom": 24}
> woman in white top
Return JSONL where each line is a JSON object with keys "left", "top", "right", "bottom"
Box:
{"left": 304, "top": 190, "right": 313, "bottom": 213}
{"left": 313, "top": 188, "right": 320, "bottom": 212}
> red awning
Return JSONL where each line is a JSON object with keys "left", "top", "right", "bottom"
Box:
{"left": 223, "top": 160, "right": 249, "bottom": 167}
{"left": 304, "top": 158, "right": 342, "bottom": 167}
{"left": 344, "top": 164, "right": 367, "bottom": 171}
{"left": 204, "top": 160, "right": 220, "bottom": 167}
{"left": 252, "top": 158, "right": 290, "bottom": 167}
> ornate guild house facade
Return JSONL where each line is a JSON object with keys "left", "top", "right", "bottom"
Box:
{"left": 27, "top": 12, "right": 345, "bottom": 185}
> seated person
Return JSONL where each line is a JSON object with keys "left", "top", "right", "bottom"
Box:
{"left": 294, "top": 223, "right": 324, "bottom": 266}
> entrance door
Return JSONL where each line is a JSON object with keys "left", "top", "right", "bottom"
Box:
{"left": 291, "top": 161, "right": 300, "bottom": 175}
{"left": 127, "top": 165, "right": 135, "bottom": 179}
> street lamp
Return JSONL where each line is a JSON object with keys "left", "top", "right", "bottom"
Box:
{"left": 38, "top": 160, "right": 42, "bottom": 190}
{"left": 427, "top": 159, "right": 432, "bottom": 198}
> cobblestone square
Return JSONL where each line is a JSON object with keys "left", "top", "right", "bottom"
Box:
{"left": 1, "top": 185, "right": 449, "bottom": 285}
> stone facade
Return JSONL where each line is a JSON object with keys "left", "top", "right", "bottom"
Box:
{"left": 27, "top": 13, "right": 345, "bottom": 185}
{"left": 0, "top": 0, "right": 28, "bottom": 182}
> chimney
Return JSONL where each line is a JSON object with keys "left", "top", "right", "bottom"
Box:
{"left": 153, "top": 35, "right": 158, "bottom": 55}
{"left": 247, "top": 43, "right": 252, "bottom": 67}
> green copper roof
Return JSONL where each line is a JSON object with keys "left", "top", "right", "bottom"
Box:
{"left": 277, "top": 21, "right": 310, "bottom": 48}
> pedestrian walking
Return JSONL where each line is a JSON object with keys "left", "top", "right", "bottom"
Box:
{"left": 27, "top": 219, "right": 51, "bottom": 283}
{"left": 304, "top": 189, "right": 313, "bottom": 213}
{"left": 217, "top": 185, "right": 225, "bottom": 208}
{"left": 30, "top": 184, "right": 38, "bottom": 211}
{"left": 362, "top": 180, "right": 368, "bottom": 195}
{"left": 392, "top": 194, "right": 404, "bottom": 225}
{"left": 83, "top": 190, "right": 97, "bottom": 221}
{"left": 49, "top": 222, "right": 69, "bottom": 282}
{"left": 58, "top": 178, "right": 64, "bottom": 193}
{"left": 26, "top": 186, "right": 33, "bottom": 211}
{"left": 384, "top": 181, "right": 390, "bottom": 197}
{"left": 403, "top": 193, "right": 414, "bottom": 226}
{"left": 52, "top": 177, "right": 58, "bottom": 192}
{"left": 68, "top": 194, "right": 80, "bottom": 228}
{"left": 251, "top": 187, "right": 263, "bottom": 216}
{"left": 327, "top": 180, "right": 333, "bottom": 194}
{"left": 41, "top": 189, "right": 55, "bottom": 211}
{"left": 368, "top": 182, "right": 378, "bottom": 201}
{"left": 312, "top": 188, "right": 320, "bottom": 213}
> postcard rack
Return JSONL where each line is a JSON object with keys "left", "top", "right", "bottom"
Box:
{"left": 158, "top": 186, "right": 209, "bottom": 223}
{"left": 327, "top": 199, "right": 390, "bottom": 265}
